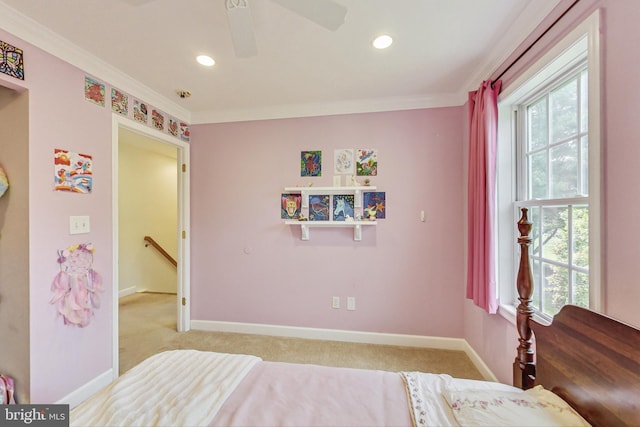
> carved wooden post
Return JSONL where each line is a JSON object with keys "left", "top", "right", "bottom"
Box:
{"left": 513, "top": 207, "right": 536, "bottom": 389}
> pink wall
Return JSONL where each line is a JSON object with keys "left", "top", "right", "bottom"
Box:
{"left": 0, "top": 30, "right": 114, "bottom": 403}
{"left": 3, "top": 0, "right": 638, "bottom": 404}
{"left": 190, "top": 108, "right": 466, "bottom": 337}
{"left": 464, "top": 0, "right": 640, "bottom": 384}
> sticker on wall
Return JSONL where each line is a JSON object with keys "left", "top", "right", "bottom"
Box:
{"left": 308, "top": 194, "right": 330, "bottom": 221}
{"left": 0, "top": 40, "right": 24, "bottom": 80}
{"left": 333, "top": 194, "right": 354, "bottom": 221}
{"left": 111, "top": 87, "right": 129, "bottom": 115}
{"left": 180, "top": 122, "right": 190, "bottom": 142}
{"left": 133, "top": 98, "right": 148, "bottom": 124}
{"left": 334, "top": 149, "right": 354, "bottom": 174}
{"left": 168, "top": 117, "right": 179, "bottom": 137}
{"left": 0, "top": 165, "right": 8, "bottom": 198}
{"left": 281, "top": 193, "right": 302, "bottom": 219}
{"left": 301, "top": 150, "right": 322, "bottom": 177}
{"left": 151, "top": 108, "right": 165, "bottom": 132}
{"left": 54, "top": 148, "right": 93, "bottom": 193}
{"left": 50, "top": 243, "right": 103, "bottom": 328}
{"left": 356, "top": 149, "right": 377, "bottom": 176}
{"left": 84, "top": 76, "right": 105, "bottom": 107}
{"left": 364, "top": 191, "right": 385, "bottom": 219}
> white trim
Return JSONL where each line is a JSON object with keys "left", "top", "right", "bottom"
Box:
{"left": 111, "top": 114, "right": 191, "bottom": 380}
{"left": 191, "top": 320, "right": 464, "bottom": 348}
{"left": 0, "top": 2, "right": 190, "bottom": 123}
{"left": 191, "top": 320, "right": 496, "bottom": 380}
{"left": 462, "top": 0, "right": 563, "bottom": 96}
{"left": 190, "top": 93, "right": 463, "bottom": 124}
{"left": 496, "top": 10, "right": 602, "bottom": 311}
{"left": 460, "top": 341, "right": 499, "bottom": 382}
{"left": 56, "top": 369, "right": 112, "bottom": 409}
{"left": 118, "top": 286, "right": 136, "bottom": 299}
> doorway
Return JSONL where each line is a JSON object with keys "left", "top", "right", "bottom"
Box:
{"left": 111, "top": 115, "right": 190, "bottom": 378}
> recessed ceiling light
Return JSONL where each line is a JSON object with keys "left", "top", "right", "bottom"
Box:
{"left": 372, "top": 34, "right": 393, "bottom": 49}
{"left": 196, "top": 55, "right": 215, "bottom": 66}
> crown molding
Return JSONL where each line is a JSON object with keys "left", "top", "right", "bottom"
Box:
{"left": 191, "top": 92, "right": 465, "bottom": 124}
{"left": 460, "top": 0, "right": 563, "bottom": 94}
{"left": 0, "top": 1, "right": 191, "bottom": 123}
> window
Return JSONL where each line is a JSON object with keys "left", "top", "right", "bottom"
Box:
{"left": 496, "top": 11, "right": 601, "bottom": 321}
{"left": 517, "top": 67, "right": 589, "bottom": 318}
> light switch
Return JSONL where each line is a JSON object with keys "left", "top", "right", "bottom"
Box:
{"left": 70, "top": 216, "right": 90, "bottom": 234}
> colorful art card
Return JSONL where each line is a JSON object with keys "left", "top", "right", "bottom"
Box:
{"left": 281, "top": 193, "right": 302, "bottom": 219}
{"left": 151, "top": 109, "right": 165, "bottom": 131}
{"left": 180, "top": 122, "right": 190, "bottom": 142}
{"left": 111, "top": 88, "right": 128, "bottom": 115}
{"left": 54, "top": 148, "right": 93, "bottom": 193}
{"left": 301, "top": 150, "right": 322, "bottom": 177}
{"left": 334, "top": 149, "right": 354, "bottom": 174}
{"left": 0, "top": 40, "right": 24, "bottom": 80}
{"left": 133, "top": 99, "right": 148, "bottom": 124}
{"left": 84, "top": 76, "right": 105, "bottom": 107}
{"left": 168, "top": 117, "right": 179, "bottom": 137}
{"left": 364, "top": 191, "right": 386, "bottom": 219}
{"left": 356, "top": 149, "right": 378, "bottom": 176}
{"left": 308, "top": 195, "right": 330, "bottom": 221}
{"left": 333, "top": 194, "right": 354, "bottom": 221}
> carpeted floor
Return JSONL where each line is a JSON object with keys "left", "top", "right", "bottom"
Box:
{"left": 118, "top": 292, "right": 484, "bottom": 380}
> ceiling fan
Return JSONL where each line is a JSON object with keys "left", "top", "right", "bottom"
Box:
{"left": 225, "top": 0, "right": 348, "bottom": 58}
{"left": 120, "top": 0, "right": 348, "bottom": 58}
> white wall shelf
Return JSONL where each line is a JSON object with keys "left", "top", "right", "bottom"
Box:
{"left": 285, "top": 220, "right": 377, "bottom": 241}
{"left": 283, "top": 186, "right": 379, "bottom": 240}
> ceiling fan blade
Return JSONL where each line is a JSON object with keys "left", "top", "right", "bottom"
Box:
{"left": 270, "top": 0, "right": 347, "bottom": 31}
{"left": 225, "top": 0, "right": 258, "bottom": 58}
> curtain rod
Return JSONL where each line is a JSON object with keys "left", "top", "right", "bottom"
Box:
{"left": 492, "top": 0, "right": 581, "bottom": 85}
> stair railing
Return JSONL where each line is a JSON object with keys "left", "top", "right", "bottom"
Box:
{"left": 143, "top": 236, "right": 177, "bottom": 267}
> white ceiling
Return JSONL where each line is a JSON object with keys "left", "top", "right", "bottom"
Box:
{"left": 0, "top": 0, "right": 560, "bottom": 123}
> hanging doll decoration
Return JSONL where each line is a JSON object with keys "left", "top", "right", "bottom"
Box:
{"left": 50, "top": 243, "right": 103, "bottom": 327}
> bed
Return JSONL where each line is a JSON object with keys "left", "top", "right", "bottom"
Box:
{"left": 70, "top": 209, "right": 640, "bottom": 426}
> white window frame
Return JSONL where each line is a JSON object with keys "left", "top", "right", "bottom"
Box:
{"left": 495, "top": 10, "right": 602, "bottom": 323}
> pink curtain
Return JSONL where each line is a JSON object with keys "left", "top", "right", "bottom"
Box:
{"left": 467, "top": 79, "right": 502, "bottom": 314}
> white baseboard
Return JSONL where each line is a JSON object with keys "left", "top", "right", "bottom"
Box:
{"left": 191, "top": 320, "right": 496, "bottom": 380}
{"left": 56, "top": 369, "right": 113, "bottom": 409}
{"left": 118, "top": 286, "right": 137, "bottom": 298}
{"left": 460, "top": 341, "right": 499, "bottom": 382}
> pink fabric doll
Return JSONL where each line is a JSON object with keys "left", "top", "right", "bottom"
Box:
{"left": 50, "top": 243, "right": 103, "bottom": 327}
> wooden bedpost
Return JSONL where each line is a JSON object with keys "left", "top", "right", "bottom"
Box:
{"left": 513, "top": 207, "right": 536, "bottom": 389}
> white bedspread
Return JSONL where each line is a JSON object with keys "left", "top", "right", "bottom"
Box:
{"left": 70, "top": 350, "right": 261, "bottom": 427}
{"left": 401, "top": 372, "right": 523, "bottom": 427}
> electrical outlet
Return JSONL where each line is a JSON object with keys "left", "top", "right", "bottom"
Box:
{"left": 347, "top": 297, "right": 356, "bottom": 311}
{"left": 332, "top": 296, "right": 340, "bottom": 309}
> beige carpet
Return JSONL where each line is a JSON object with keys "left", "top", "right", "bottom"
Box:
{"left": 119, "top": 292, "right": 484, "bottom": 380}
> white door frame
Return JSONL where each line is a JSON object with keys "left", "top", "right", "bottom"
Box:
{"left": 111, "top": 114, "right": 191, "bottom": 378}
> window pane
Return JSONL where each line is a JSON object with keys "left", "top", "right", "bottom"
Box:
{"left": 581, "top": 135, "right": 588, "bottom": 195}
{"left": 550, "top": 140, "right": 578, "bottom": 198}
{"left": 527, "top": 98, "right": 548, "bottom": 151}
{"left": 573, "top": 206, "right": 589, "bottom": 268}
{"left": 530, "top": 206, "right": 541, "bottom": 258}
{"left": 530, "top": 152, "right": 547, "bottom": 199}
{"left": 532, "top": 258, "right": 541, "bottom": 310}
{"left": 573, "top": 271, "right": 589, "bottom": 308}
{"left": 543, "top": 263, "right": 568, "bottom": 317}
{"left": 542, "top": 206, "right": 568, "bottom": 263}
{"left": 550, "top": 78, "right": 578, "bottom": 142}
{"left": 580, "top": 70, "right": 588, "bottom": 133}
